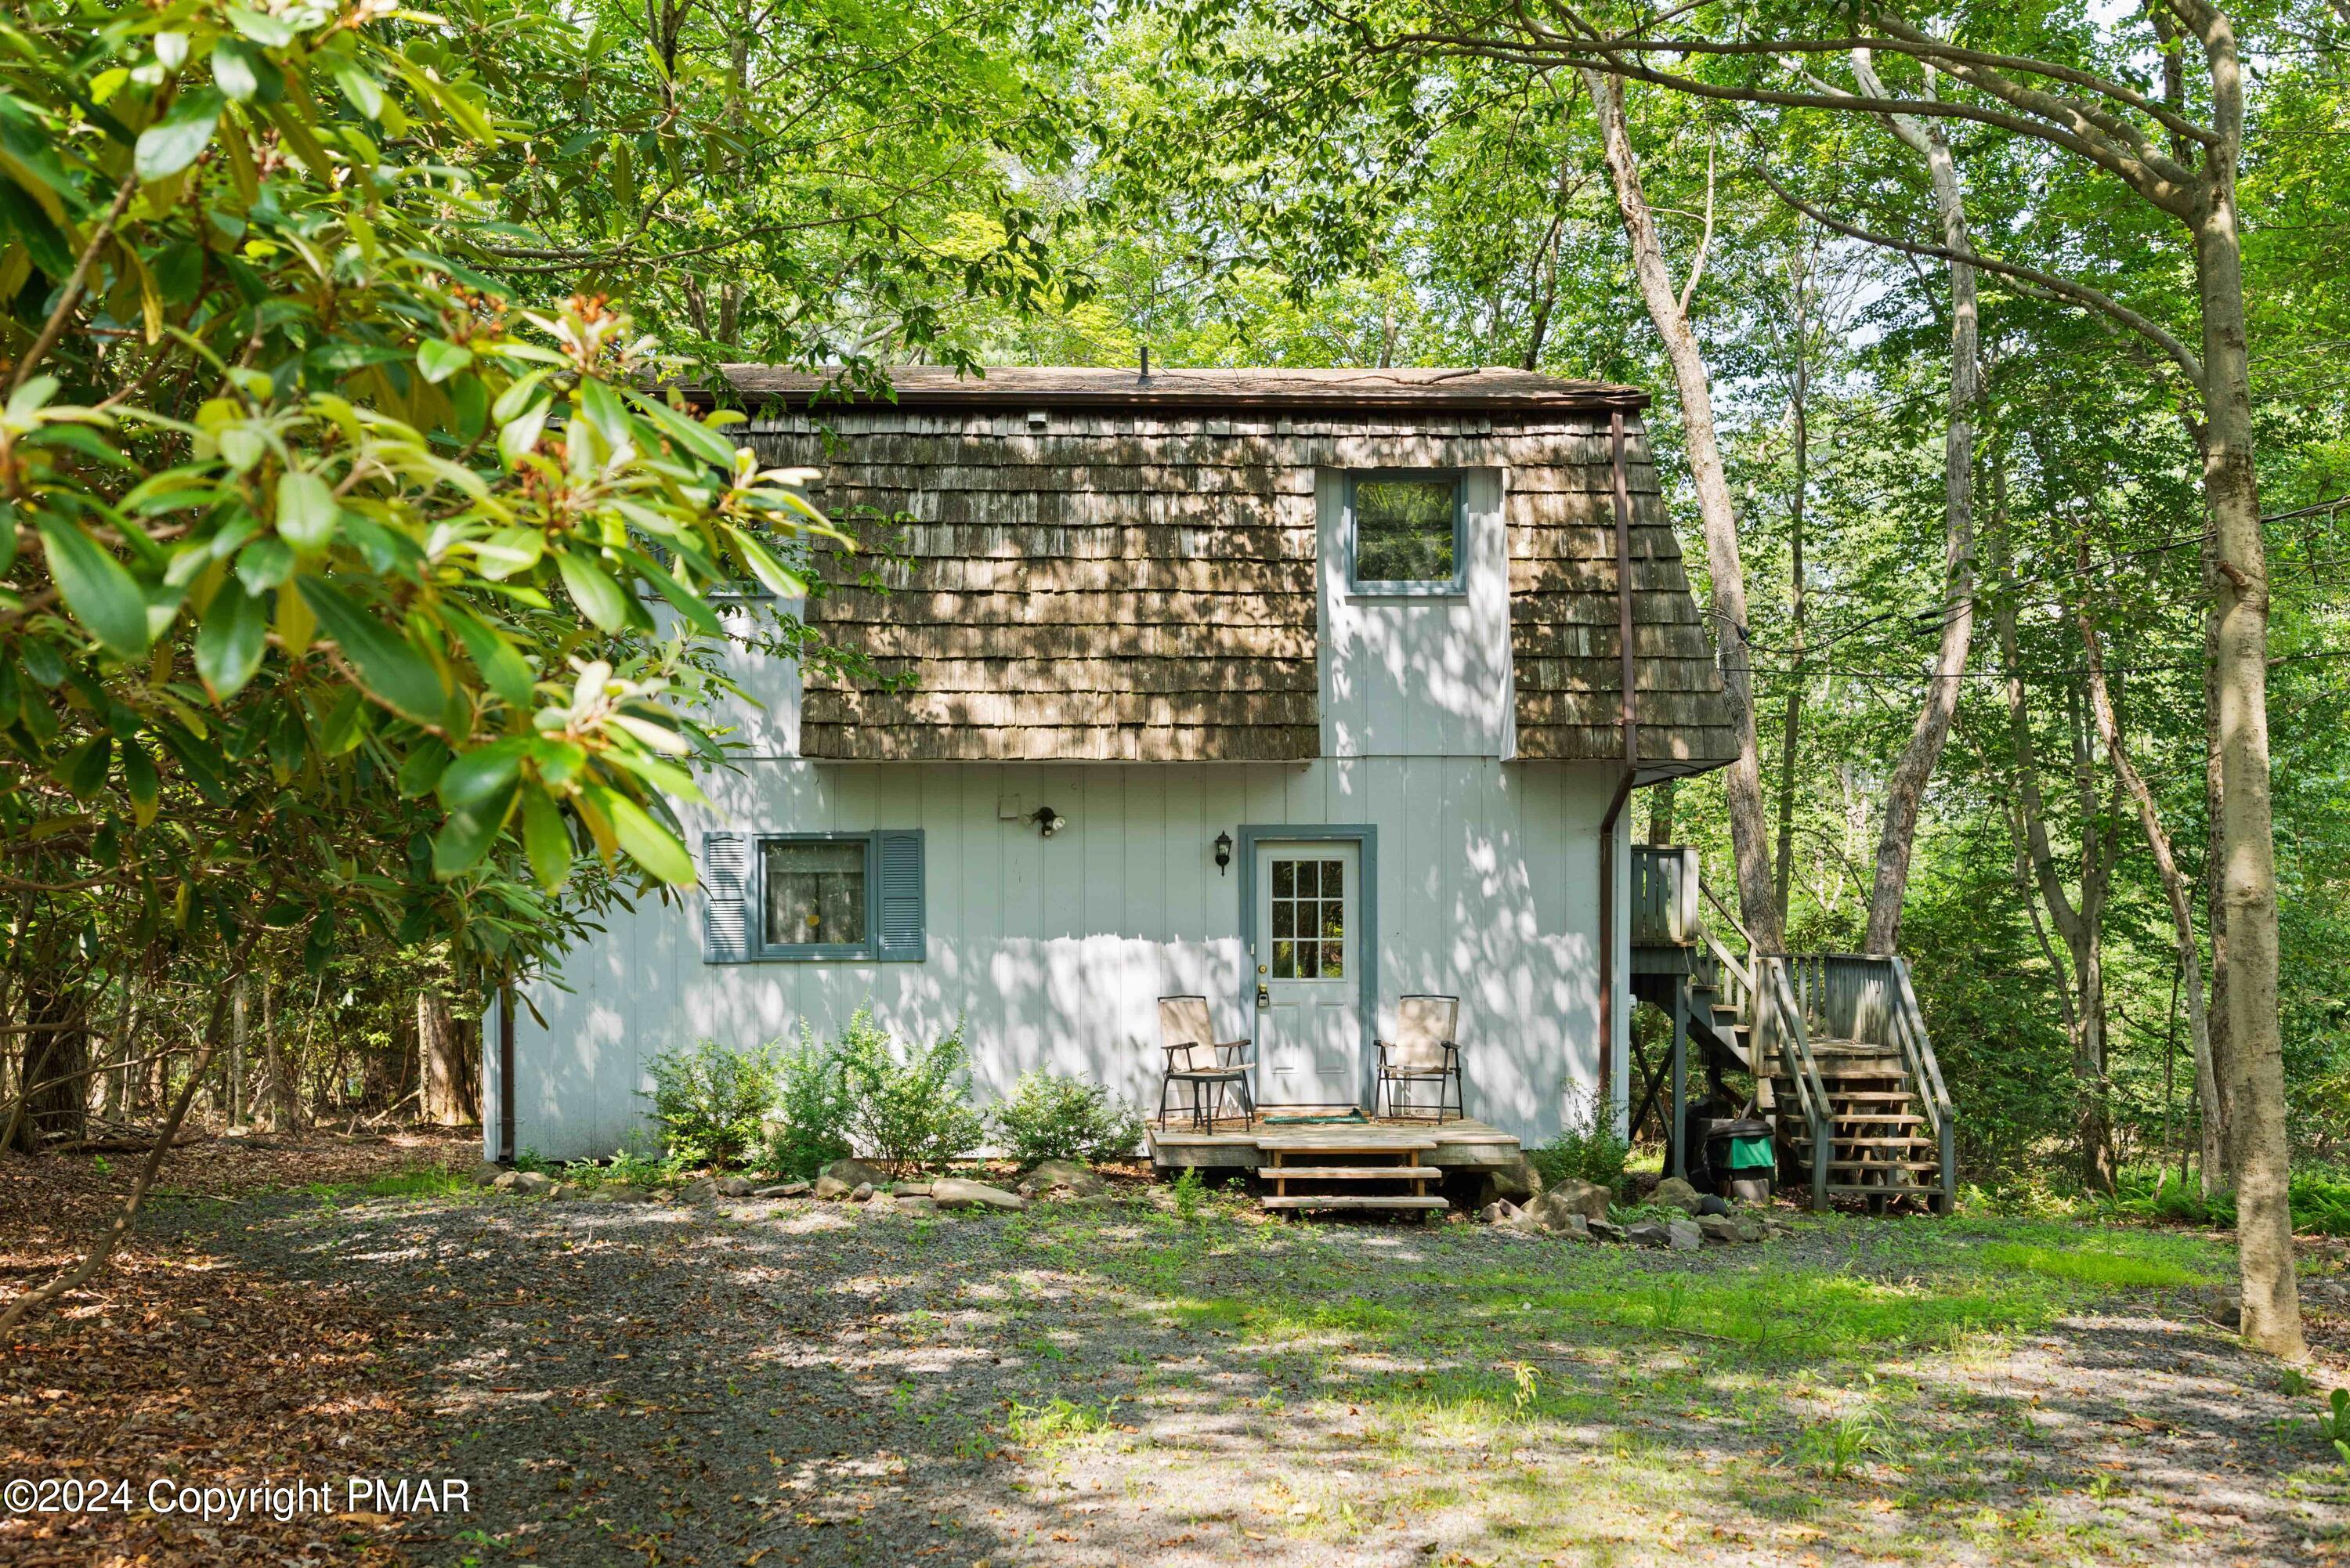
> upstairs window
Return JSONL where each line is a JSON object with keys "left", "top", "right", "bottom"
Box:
{"left": 1348, "top": 470, "right": 1466, "bottom": 594}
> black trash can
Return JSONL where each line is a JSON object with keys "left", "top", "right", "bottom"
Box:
{"left": 1705, "top": 1118, "right": 1774, "bottom": 1204}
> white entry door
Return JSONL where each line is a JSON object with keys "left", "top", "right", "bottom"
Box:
{"left": 1253, "top": 841, "right": 1362, "bottom": 1107}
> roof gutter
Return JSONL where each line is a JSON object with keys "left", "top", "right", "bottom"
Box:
{"left": 1596, "top": 410, "right": 1641, "bottom": 1136}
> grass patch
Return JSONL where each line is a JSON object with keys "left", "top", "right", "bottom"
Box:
{"left": 1973, "top": 1241, "right": 2213, "bottom": 1289}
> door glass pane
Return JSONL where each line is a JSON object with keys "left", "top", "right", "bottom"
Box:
{"left": 1273, "top": 860, "right": 1293, "bottom": 898}
{"left": 1321, "top": 859, "right": 1342, "bottom": 898}
{"left": 1297, "top": 937, "right": 1319, "bottom": 979}
{"left": 1294, "top": 859, "right": 1318, "bottom": 897}
{"left": 763, "top": 840, "right": 866, "bottom": 946}
{"left": 1272, "top": 938, "right": 1296, "bottom": 978}
{"left": 1272, "top": 901, "right": 1294, "bottom": 938}
{"left": 1321, "top": 941, "right": 1344, "bottom": 977}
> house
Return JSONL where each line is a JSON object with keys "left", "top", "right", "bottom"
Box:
{"left": 487, "top": 367, "right": 1737, "bottom": 1163}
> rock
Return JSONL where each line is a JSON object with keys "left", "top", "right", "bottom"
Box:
{"left": 547, "top": 1183, "right": 580, "bottom": 1201}
{"left": 813, "top": 1174, "right": 852, "bottom": 1201}
{"left": 1479, "top": 1199, "right": 1521, "bottom": 1226}
{"left": 1543, "top": 1178, "right": 1611, "bottom": 1221}
{"left": 1018, "top": 1159, "right": 1108, "bottom": 1200}
{"left": 896, "top": 1195, "right": 939, "bottom": 1216}
{"left": 931, "top": 1177, "right": 1028, "bottom": 1212}
{"left": 1557, "top": 1211, "right": 1593, "bottom": 1241}
{"left": 892, "top": 1181, "right": 934, "bottom": 1198}
{"left": 1697, "top": 1194, "right": 1731, "bottom": 1217}
{"left": 821, "top": 1158, "right": 890, "bottom": 1190}
{"left": 490, "top": 1170, "right": 522, "bottom": 1192}
{"left": 1734, "top": 1216, "right": 1767, "bottom": 1243}
{"left": 753, "top": 1181, "right": 810, "bottom": 1199}
{"left": 492, "top": 1170, "right": 551, "bottom": 1196}
{"left": 1667, "top": 1219, "right": 1703, "bottom": 1252}
{"left": 1654, "top": 1176, "right": 1704, "bottom": 1214}
{"left": 716, "top": 1176, "right": 754, "bottom": 1198}
{"left": 470, "top": 1160, "right": 507, "bottom": 1187}
{"left": 1623, "top": 1222, "right": 1671, "bottom": 1248}
{"left": 1482, "top": 1154, "right": 1545, "bottom": 1206}
{"left": 850, "top": 1182, "right": 875, "bottom": 1203}
{"left": 1585, "top": 1218, "right": 1625, "bottom": 1243}
{"left": 680, "top": 1177, "right": 721, "bottom": 1202}
{"left": 1697, "top": 1214, "right": 1744, "bottom": 1246}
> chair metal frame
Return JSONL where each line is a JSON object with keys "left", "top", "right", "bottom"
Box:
{"left": 1376, "top": 993, "right": 1463, "bottom": 1123}
{"left": 1155, "top": 995, "right": 1256, "bottom": 1132}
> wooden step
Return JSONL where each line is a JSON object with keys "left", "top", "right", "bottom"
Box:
{"left": 1820, "top": 1091, "right": 1915, "bottom": 1104}
{"left": 1261, "top": 1165, "right": 1441, "bottom": 1182}
{"left": 1260, "top": 1194, "right": 1452, "bottom": 1212}
{"left": 1824, "top": 1112, "right": 1927, "bottom": 1126}
{"left": 1256, "top": 1139, "right": 1437, "bottom": 1154}
{"left": 1824, "top": 1159, "right": 1942, "bottom": 1172}
{"left": 1798, "top": 1138, "right": 1939, "bottom": 1151}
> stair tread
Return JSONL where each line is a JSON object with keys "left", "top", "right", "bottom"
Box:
{"left": 1260, "top": 1165, "right": 1442, "bottom": 1182}
{"left": 1260, "top": 1194, "right": 1452, "bottom": 1211}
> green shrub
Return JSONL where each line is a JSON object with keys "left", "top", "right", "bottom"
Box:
{"left": 640, "top": 1038, "right": 779, "bottom": 1168}
{"left": 757, "top": 1024, "right": 857, "bottom": 1180}
{"left": 1528, "top": 1093, "right": 1629, "bottom": 1194}
{"left": 989, "top": 1071, "right": 1145, "bottom": 1166}
{"left": 834, "top": 1009, "right": 985, "bottom": 1172}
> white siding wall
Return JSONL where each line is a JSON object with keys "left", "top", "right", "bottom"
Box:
{"left": 504, "top": 758, "right": 1623, "bottom": 1160}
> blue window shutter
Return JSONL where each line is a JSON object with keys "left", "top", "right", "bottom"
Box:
{"left": 874, "top": 830, "right": 925, "bottom": 961}
{"left": 702, "top": 832, "right": 752, "bottom": 963}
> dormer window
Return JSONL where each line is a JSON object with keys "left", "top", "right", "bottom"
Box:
{"left": 1347, "top": 470, "right": 1466, "bottom": 594}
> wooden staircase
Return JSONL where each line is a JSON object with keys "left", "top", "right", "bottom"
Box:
{"left": 1629, "top": 846, "right": 1958, "bottom": 1214}
{"left": 1256, "top": 1136, "right": 1450, "bottom": 1216}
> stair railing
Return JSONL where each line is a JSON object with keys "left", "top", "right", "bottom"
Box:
{"left": 1754, "top": 955, "right": 1834, "bottom": 1212}
{"left": 1888, "top": 956, "right": 1958, "bottom": 1213}
{"left": 1697, "top": 927, "right": 1755, "bottom": 1066}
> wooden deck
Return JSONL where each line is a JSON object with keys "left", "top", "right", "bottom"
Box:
{"left": 1144, "top": 1115, "right": 1522, "bottom": 1172}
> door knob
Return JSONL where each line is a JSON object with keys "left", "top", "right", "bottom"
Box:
{"left": 1258, "top": 964, "right": 1268, "bottom": 974}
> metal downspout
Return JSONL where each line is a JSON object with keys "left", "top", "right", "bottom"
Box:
{"left": 1596, "top": 412, "right": 1640, "bottom": 1135}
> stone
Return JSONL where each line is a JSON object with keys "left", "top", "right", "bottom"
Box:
{"left": 1623, "top": 1222, "right": 1671, "bottom": 1248}
{"left": 1558, "top": 1211, "right": 1593, "bottom": 1240}
{"left": 1667, "top": 1219, "right": 1704, "bottom": 1252}
{"left": 493, "top": 1170, "right": 551, "bottom": 1196}
{"left": 1018, "top": 1159, "right": 1108, "bottom": 1200}
{"left": 753, "top": 1181, "right": 811, "bottom": 1199}
{"left": 1697, "top": 1194, "right": 1731, "bottom": 1217}
{"left": 716, "top": 1176, "right": 754, "bottom": 1198}
{"left": 1654, "top": 1176, "right": 1704, "bottom": 1214}
{"left": 892, "top": 1181, "right": 934, "bottom": 1198}
{"left": 1542, "top": 1178, "right": 1611, "bottom": 1222}
{"left": 1585, "top": 1217, "right": 1625, "bottom": 1243}
{"left": 813, "top": 1174, "right": 852, "bottom": 1200}
{"left": 821, "top": 1158, "right": 890, "bottom": 1190}
{"left": 470, "top": 1160, "right": 507, "bottom": 1187}
{"left": 931, "top": 1177, "right": 1028, "bottom": 1212}
{"left": 1479, "top": 1199, "right": 1521, "bottom": 1226}
{"left": 1734, "top": 1216, "right": 1767, "bottom": 1244}
{"left": 547, "top": 1183, "right": 580, "bottom": 1201}
{"left": 1482, "top": 1154, "right": 1545, "bottom": 1206}
{"left": 1697, "top": 1214, "right": 1744, "bottom": 1246}
{"left": 850, "top": 1182, "right": 876, "bottom": 1203}
{"left": 680, "top": 1177, "right": 721, "bottom": 1202}
{"left": 896, "top": 1195, "right": 940, "bottom": 1216}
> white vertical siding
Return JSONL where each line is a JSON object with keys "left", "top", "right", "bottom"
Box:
{"left": 507, "top": 757, "right": 1618, "bottom": 1160}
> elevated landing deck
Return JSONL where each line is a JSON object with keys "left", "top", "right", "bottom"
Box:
{"left": 1145, "top": 1115, "right": 1521, "bottom": 1172}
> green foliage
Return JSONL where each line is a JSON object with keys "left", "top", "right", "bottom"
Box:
{"left": 2093, "top": 1167, "right": 2350, "bottom": 1237}
{"left": 756, "top": 1025, "right": 858, "bottom": 1180}
{"left": 832, "top": 1009, "right": 984, "bottom": 1172}
{"left": 1972, "top": 1243, "right": 2212, "bottom": 1291}
{"left": 1171, "top": 1165, "right": 1206, "bottom": 1223}
{"left": 1528, "top": 1094, "right": 1629, "bottom": 1194}
{"left": 989, "top": 1070, "right": 1144, "bottom": 1166}
{"left": 642, "top": 1038, "right": 780, "bottom": 1167}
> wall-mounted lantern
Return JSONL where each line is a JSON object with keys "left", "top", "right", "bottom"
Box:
{"left": 1214, "top": 830, "right": 1233, "bottom": 876}
{"left": 1031, "top": 805, "right": 1066, "bottom": 838}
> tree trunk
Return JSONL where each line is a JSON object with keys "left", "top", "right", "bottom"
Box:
{"left": 2073, "top": 567, "right": 2222, "bottom": 1212}
{"left": 2191, "top": 130, "right": 2301, "bottom": 1356}
{"left": 1647, "top": 777, "right": 1676, "bottom": 845}
{"left": 8, "top": 987, "right": 89, "bottom": 1151}
{"left": 1773, "top": 276, "right": 1809, "bottom": 928}
{"left": 260, "top": 968, "right": 297, "bottom": 1134}
{"left": 1584, "top": 70, "right": 1784, "bottom": 952}
{"left": 1860, "top": 64, "right": 1979, "bottom": 955}
{"left": 418, "top": 989, "right": 474, "bottom": 1127}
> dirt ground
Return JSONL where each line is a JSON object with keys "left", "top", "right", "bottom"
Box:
{"left": 4, "top": 1136, "right": 2348, "bottom": 1567}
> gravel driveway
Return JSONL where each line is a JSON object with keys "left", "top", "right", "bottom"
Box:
{"left": 146, "top": 1181, "right": 2344, "bottom": 1568}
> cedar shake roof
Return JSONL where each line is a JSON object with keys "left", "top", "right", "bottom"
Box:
{"left": 729, "top": 366, "right": 1735, "bottom": 771}
{"left": 723, "top": 365, "right": 1647, "bottom": 414}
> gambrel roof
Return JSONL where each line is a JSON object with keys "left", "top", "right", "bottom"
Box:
{"left": 729, "top": 366, "right": 1737, "bottom": 773}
